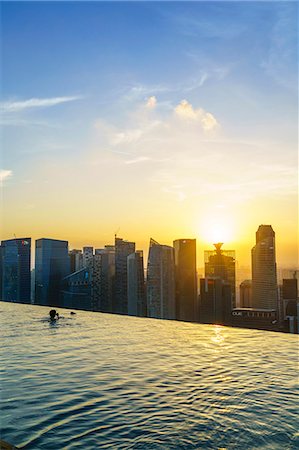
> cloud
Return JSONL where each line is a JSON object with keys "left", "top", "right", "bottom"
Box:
{"left": 125, "top": 156, "right": 151, "bottom": 165}
{"left": 0, "top": 170, "right": 13, "bottom": 183}
{"left": 0, "top": 96, "right": 82, "bottom": 113}
{"left": 174, "top": 99, "right": 218, "bottom": 130}
{"left": 146, "top": 96, "right": 157, "bottom": 109}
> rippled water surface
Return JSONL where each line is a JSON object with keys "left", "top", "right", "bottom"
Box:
{"left": 1, "top": 302, "right": 298, "bottom": 449}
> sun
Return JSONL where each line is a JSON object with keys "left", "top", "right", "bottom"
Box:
{"left": 199, "top": 216, "right": 235, "bottom": 246}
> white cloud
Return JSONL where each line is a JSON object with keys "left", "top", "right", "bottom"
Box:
{"left": 146, "top": 96, "right": 157, "bottom": 109}
{"left": 0, "top": 96, "right": 82, "bottom": 113}
{"left": 0, "top": 170, "right": 13, "bottom": 183}
{"left": 175, "top": 99, "right": 218, "bottom": 130}
{"left": 125, "top": 156, "right": 151, "bottom": 165}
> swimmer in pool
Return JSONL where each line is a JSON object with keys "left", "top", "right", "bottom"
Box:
{"left": 49, "top": 309, "right": 59, "bottom": 321}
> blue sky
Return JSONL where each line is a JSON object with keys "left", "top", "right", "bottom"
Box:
{"left": 1, "top": 1, "right": 298, "bottom": 266}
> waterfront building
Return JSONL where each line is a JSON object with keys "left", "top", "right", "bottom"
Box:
{"left": 240, "top": 280, "right": 252, "bottom": 308}
{"left": 251, "top": 225, "right": 278, "bottom": 310}
{"left": 127, "top": 251, "right": 146, "bottom": 317}
{"left": 173, "top": 239, "right": 197, "bottom": 322}
{"left": 1, "top": 238, "right": 31, "bottom": 303}
{"left": 147, "top": 238, "right": 175, "bottom": 320}
{"left": 35, "top": 238, "right": 70, "bottom": 306}
{"left": 60, "top": 267, "right": 92, "bottom": 310}
{"left": 205, "top": 243, "right": 236, "bottom": 308}
{"left": 114, "top": 237, "right": 135, "bottom": 314}
{"left": 281, "top": 278, "right": 298, "bottom": 333}
{"left": 94, "top": 246, "right": 115, "bottom": 313}
{"left": 83, "top": 246, "right": 94, "bottom": 269}
{"left": 199, "top": 277, "right": 232, "bottom": 325}
{"left": 69, "top": 249, "right": 83, "bottom": 273}
{"left": 231, "top": 308, "right": 278, "bottom": 331}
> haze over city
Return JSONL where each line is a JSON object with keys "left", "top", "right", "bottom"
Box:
{"left": 1, "top": 1, "right": 298, "bottom": 268}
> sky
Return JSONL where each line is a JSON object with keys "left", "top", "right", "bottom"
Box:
{"left": 1, "top": 1, "right": 298, "bottom": 268}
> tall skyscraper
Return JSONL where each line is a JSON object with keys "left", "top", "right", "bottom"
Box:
{"left": 147, "top": 238, "right": 175, "bottom": 320}
{"left": 83, "top": 246, "right": 94, "bottom": 269}
{"left": 114, "top": 237, "right": 135, "bottom": 314}
{"left": 199, "top": 277, "right": 232, "bottom": 325}
{"left": 240, "top": 280, "right": 252, "bottom": 308}
{"left": 251, "top": 225, "right": 278, "bottom": 309}
{"left": 173, "top": 239, "right": 197, "bottom": 322}
{"left": 60, "top": 267, "right": 92, "bottom": 311}
{"left": 69, "top": 249, "right": 83, "bottom": 273}
{"left": 205, "top": 243, "right": 236, "bottom": 308}
{"left": 95, "top": 246, "right": 115, "bottom": 313}
{"left": 1, "top": 238, "right": 31, "bottom": 303}
{"left": 127, "top": 250, "right": 146, "bottom": 317}
{"left": 35, "top": 238, "right": 70, "bottom": 306}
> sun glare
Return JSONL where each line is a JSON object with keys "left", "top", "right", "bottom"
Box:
{"left": 200, "top": 216, "right": 235, "bottom": 246}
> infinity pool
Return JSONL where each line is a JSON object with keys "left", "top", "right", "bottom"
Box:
{"left": 1, "top": 302, "right": 298, "bottom": 449}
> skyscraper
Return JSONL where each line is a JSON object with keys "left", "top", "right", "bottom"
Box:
{"left": 114, "top": 237, "right": 135, "bottom": 314}
{"left": 173, "top": 239, "right": 197, "bottom": 322}
{"left": 199, "top": 277, "right": 232, "bottom": 325}
{"left": 251, "top": 225, "right": 278, "bottom": 309}
{"left": 147, "top": 238, "right": 175, "bottom": 320}
{"left": 127, "top": 250, "right": 146, "bottom": 317}
{"left": 83, "top": 246, "right": 94, "bottom": 269}
{"left": 69, "top": 249, "right": 83, "bottom": 273}
{"left": 95, "top": 246, "right": 115, "bottom": 313}
{"left": 205, "top": 243, "right": 236, "bottom": 308}
{"left": 35, "top": 238, "right": 70, "bottom": 306}
{"left": 1, "top": 238, "right": 31, "bottom": 303}
{"left": 240, "top": 280, "right": 252, "bottom": 308}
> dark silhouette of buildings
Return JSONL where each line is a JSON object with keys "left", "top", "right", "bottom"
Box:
{"left": 1, "top": 238, "right": 31, "bottom": 303}
{"left": 35, "top": 238, "right": 70, "bottom": 306}
{"left": 69, "top": 249, "right": 83, "bottom": 273}
{"left": 251, "top": 225, "right": 278, "bottom": 310}
{"left": 114, "top": 237, "right": 135, "bottom": 314}
{"left": 199, "top": 277, "right": 232, "bottom": 325}
{"left": 205, "top": 243, "right": 236, "bottom": 308}
{"left": 127, "top": 250, "right": 146, "bottom": 317}
{"left": 95, "top": 246, "right": 115, "bottom": 313}
{"left": 240, "top": 280, "right": 252, "bottom": 307}
{"left": 60, "top": 267, "right": 92, "bottom": 310}
{"left": 173, "top": 239, "right": 197, "bottom": 322}
{"left": 147, "top": 238, "right": 175, "bottom": 320}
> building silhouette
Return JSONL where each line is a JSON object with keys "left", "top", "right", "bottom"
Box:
{"left": 69, "top": 249, "right": 83, "bottom": 273}
{"left": 95, "top": 246, "right": 115, "bottom": 313}
{"left": 83, "top": 246, "right": 93, "bottom": 269}
{"left": 240, "top": 280, "right": 252, "bottom": 307}
{"left": 1, "top": 238, "right": 31, "bottom": 303}
{"left": 147, "top": 238, "right": 175, "bottom": 320}
{"left": 114, "top": 237, "right": 135, "bottom": 314}
{"left": 251, "top": 225, "right": 278, "bottom": 309}
{"left": 199, "top": 277, "right": 232, "bottom": 325}
{"left": 127, "top": 250, "right": 146, "bottom": 317}
{"left": 35, "top": 238, "right": 70, "bottom": 306}
{"left": 205, "top": 243, "right": 236, "bottom": 308}
{"left": 60, "top": 267, "right": 92, "bottom": 310}
{"left": 173, "top": 239, "right": 197, "bottom": 322}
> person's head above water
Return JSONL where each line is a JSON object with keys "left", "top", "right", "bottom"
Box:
{"left": 49, "top": 309, "right": 58, "bottom": 319}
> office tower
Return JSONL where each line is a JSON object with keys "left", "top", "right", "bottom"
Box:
{"left": 94, "top": 246, "right": 115, "bottom": 313}
{"left": 83, "top": 246, "right": 94, "bottom": 269}
{"left": 282, "top": 278, "right": 298, "bottom": 333}
{"left": 35, "top": 238, "right": 70, "bottom": 306}
{"left": 127, "top": 250, "right": 146, "bottom": 317}
{"left": 1, "top": 238, "right": 31, "bottom": 303}
{"left": 205, "top": 243, "right": 236, "bottom": 307}
{"left": 92, "top": 253, "right": 101, "bottom": 311}
{"left": 199, "top": 277, "right": 232, "bottom": 325}
{"left": 69, "top": 249, "right": 83, "bottom": 273}
{"left": 147, "top": 238, "right": 175, "bottom": 320}
{"left": 173, "top": 239, "right": 197, "bottom": 322}
{"left": 114, "top": 237, "right": 135, "bottom": 314}
{"left": 60, "top": 267, "right": 92, "bottom": 310}
{"left": 240, "top": 280, "right": 252, "bottom": 307}
{"left": 251, "top": 225, "right": 278, "bottom": 309}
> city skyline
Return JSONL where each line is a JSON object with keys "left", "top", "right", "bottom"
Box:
{"left": 1, "top": 2, "right": 298, "bottom": 268}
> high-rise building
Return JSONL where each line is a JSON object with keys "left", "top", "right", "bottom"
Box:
{"left": 95, "top": 246, "right": 115, "bottom": 313}
{"left": 199, "top": 277, "right": 232, "bottom": 325}
{"left": 127, "top": 250, "right": 146, "bottom": 317}
{"left": 147, "top": 238, "right": 175, "bottom": 320}
{"left": 60, "top": 267, "right": 92, "bottom": 311}
{"left": 173, "top": 239, "right": 197, "bottom": 322}
{"left": 114, "top": 237, "right": 135, "bottom": 314}
{"left": 251, "top": 225, "right": 278, "bottom": 309}
{"left": 69, "top": 249, "right": 83, "bottom": 273}
{"left": 1, "top": 238, "right": 31, "bottom": 303}
{"left": 205, "top": 243, "right": 236, "bottom": 308}
{"left": 83, "top": 246, "right": 94, "bottom": 269}
{"left": 35, "top": 238, "right": 70, "bottom": 306}
{"left": 240, "top": 280, "right": 252, "bottom": 308}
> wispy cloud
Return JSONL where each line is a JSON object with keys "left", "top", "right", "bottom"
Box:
{"left": 0, "top": 96, "right": 82, "bottom": 113}
{"left": 125, "top": 156, "right": 151, "bottom": 165}
{"left": 0, "top": 169, "right": 13, "bottom": 183}
{"left": 175, "top": 99, "right": 218, "bottom": 130}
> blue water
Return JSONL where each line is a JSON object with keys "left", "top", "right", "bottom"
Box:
{"left": 1, "top": 302, "right": 298, "bottom": 449}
